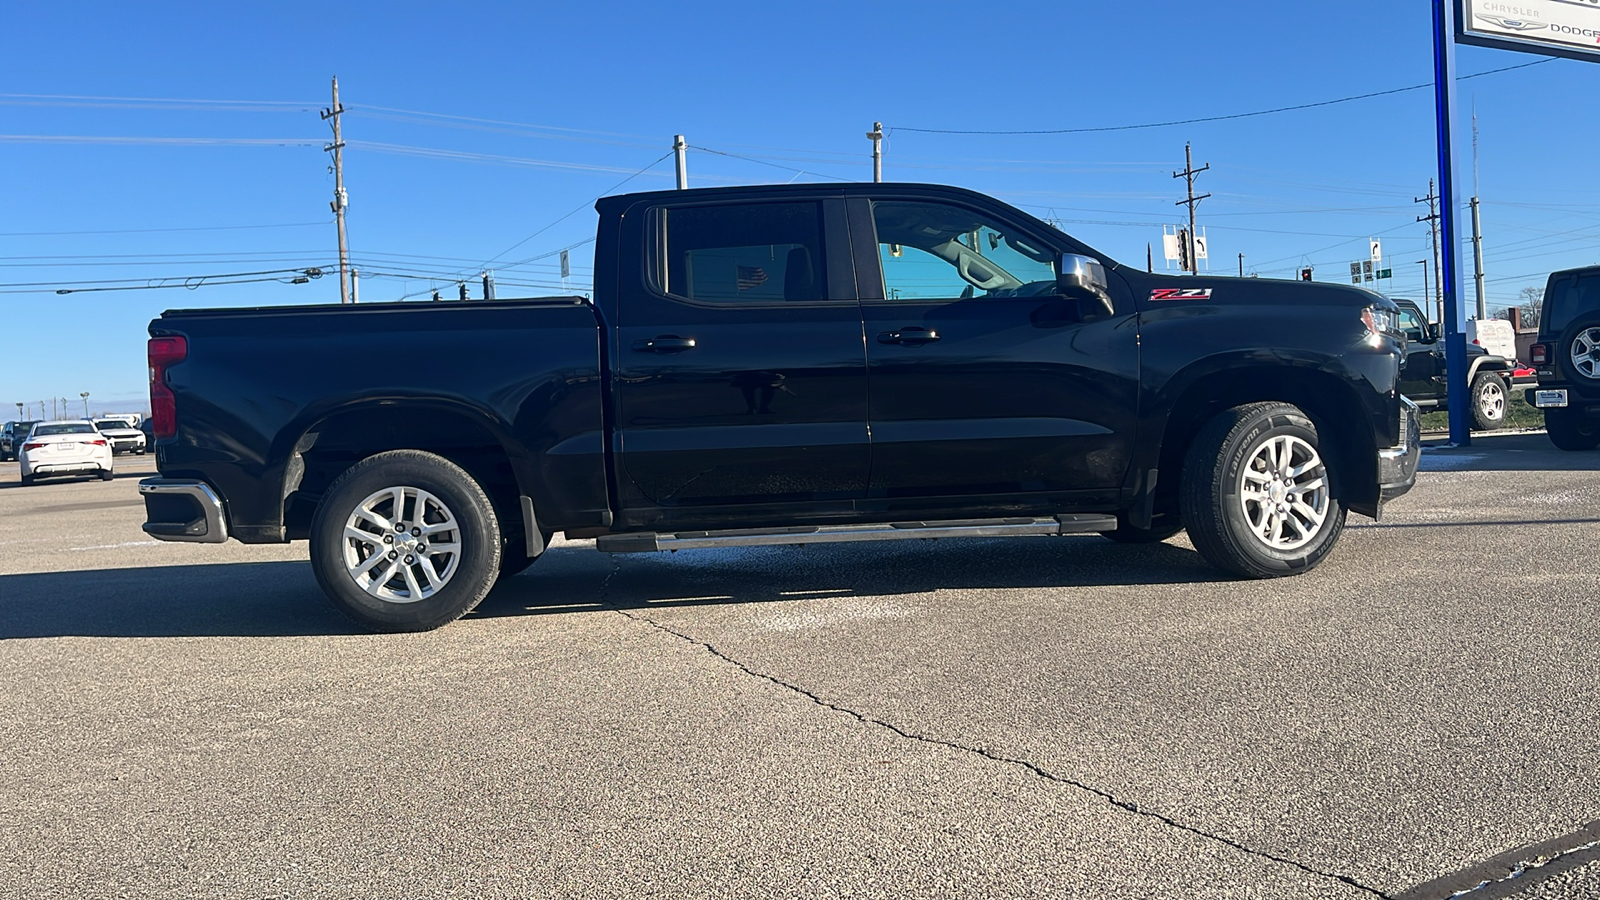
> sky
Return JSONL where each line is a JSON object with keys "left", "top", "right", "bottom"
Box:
{"left": 4, "top": 0, "right": 1598, "bottom": 417}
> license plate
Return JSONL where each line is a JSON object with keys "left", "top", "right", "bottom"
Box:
{"left": 1535, "top": 389, "right": 1569, "bottom": 408}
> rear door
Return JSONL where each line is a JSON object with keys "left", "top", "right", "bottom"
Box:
{"left": 612, "top": 194, "right": 870, "bottom": 523}
{"left": 849, "top": 193, "right": 1140, "bottom": 506}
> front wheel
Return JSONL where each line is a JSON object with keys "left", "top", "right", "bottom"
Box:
{"left": 1469, "top": 371, "right": 1508, "bottom": 431}
{"left": 1544, "top": 407, "right": 1600, "bottom": 451}
{"left": 1181, "top": 402, "right": 1346, "bottom": 579}
{"left": 310, "top": 450, "right": 502, "bottom": 632}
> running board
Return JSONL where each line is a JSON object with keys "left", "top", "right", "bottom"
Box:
{"left": 596, "top": 514, "right": 1120, "bottom": 554}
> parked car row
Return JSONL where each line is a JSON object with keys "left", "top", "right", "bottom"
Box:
{"left": 2, "top": 416, "right": 152, "bottom": 486}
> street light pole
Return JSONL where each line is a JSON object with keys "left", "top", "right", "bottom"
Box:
{"left": 80, "top": 392, "right": 89, "bottom": 418}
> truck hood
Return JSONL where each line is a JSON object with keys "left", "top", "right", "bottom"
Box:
{"left": 1123, "top": 270, "right": 1396, "bottom": 312}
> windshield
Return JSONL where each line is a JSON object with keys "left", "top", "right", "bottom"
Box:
{"left": 93, "top": 420, "right": 127, "bottom": 430}
{"left": 33, "top": 423, "right": 96, "bottom": 436}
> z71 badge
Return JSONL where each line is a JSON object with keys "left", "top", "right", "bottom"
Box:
{"left": 1149, "top": 288, "right": 1214, "bottom": 301}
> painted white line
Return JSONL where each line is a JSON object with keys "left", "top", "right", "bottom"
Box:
{"left": 67, "top": 540, "right": 163, "bottom": 551}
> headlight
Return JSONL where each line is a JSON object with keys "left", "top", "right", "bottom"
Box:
{"left": 1362, "top": 306, "right": 1401, "bottom": 347}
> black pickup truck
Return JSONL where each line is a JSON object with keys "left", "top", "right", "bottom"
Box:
{"left": 140, "top": 182, "right": 1419, "bottom": 631}
{"left": 1392, "top": 298, "right": 1515, "bottom": 430}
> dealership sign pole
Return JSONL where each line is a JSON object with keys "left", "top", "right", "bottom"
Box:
{"left": 1432, "top": 0, "right": 1471, "bottom": 445}
{"left": 1447, "top": 0, "right": 1600, "bottom": 445}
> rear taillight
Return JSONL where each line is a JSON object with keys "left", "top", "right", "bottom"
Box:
{"left": 22, "top": 442, "right": 44, "bottom": 452}
{"left": 89, "top": 439, "right": 107, "bottom": 447}
{"left": 148, "top": 335, "right": 187, "bottom": 439}
{"left": 1531, "top": 343, "right": 1550, "bottom": 366}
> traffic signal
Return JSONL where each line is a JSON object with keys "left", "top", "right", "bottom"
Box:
{"left": 1300, "top": 267, "right": 1314, "bottom": 281}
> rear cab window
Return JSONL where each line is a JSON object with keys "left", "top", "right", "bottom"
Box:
{"left": 650, "top": 202, "right": 829, "bottom": 304}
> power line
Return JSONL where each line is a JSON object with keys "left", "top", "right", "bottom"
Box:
{"left": 689, "top": 145, "right": 853, "bottom": 182}
{"left": 0, "top": 134, "right": 321, "bottom": 147}
{"left": 0, "top": 221, "right": 329, "bottom": 237}
{"left": 475, "top": 152, "right": 673, "bottom": 273}
{"left": 892, "top": 59, "right": 1555, "bottom": 136}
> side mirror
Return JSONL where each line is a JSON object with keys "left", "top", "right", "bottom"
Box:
{"left": 1057, "top": 253, "right": 1114, "bottom": 317}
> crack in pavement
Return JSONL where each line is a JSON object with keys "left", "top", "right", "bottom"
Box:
{"left": 598, "top": 577, "right": 1388, "bottom": 898}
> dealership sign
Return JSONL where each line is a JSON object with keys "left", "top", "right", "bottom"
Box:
{"left": 1458, "top": 0, "right": 1600, "bottom": 62}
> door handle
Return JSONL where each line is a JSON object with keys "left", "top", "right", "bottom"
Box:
{"left": 877, "top": 327, "right": 941, "bottom": 346}
{"left": 632, "top": 336, "right": 698, "bottom": 353}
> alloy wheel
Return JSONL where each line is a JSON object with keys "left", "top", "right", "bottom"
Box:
{"left": 1237, "top": 434, "right": 1330, "bottom": 552}
{"left": 341, "top": 485, "right": 462, "bottom": 603}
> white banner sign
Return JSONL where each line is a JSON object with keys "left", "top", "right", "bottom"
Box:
{"left": 1459, "top": 0, "right": 1600, "bottom": 62}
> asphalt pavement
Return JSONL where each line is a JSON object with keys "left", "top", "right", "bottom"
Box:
{"left": 3, "top": 435, "right": 1599, "bottom": 899}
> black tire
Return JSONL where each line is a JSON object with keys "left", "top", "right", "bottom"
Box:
{"left": 1180, "top": 402, "right": 1347, "bottom": 579}
{"left": 1099, "top": 511, "right": 1184, "bottom": 544}
{"left": 1469, "top": 371, "right": 1508, "bottom": 431}
{"left": 20, "top": 474, "right": 34, "bottom": 486}
{"left": 309, "top": 450, "right": 501, "bottom": 632}
{"left": 1544, "top": 407, "right": 1600, "bottom": 451}
{"left": 98, "top": 469, "right": 114, "bottom": 481}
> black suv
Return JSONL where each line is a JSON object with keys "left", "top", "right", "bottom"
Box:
{"left": 1528, "top": 266, "right": 1600, "bottom": 450}
{"left": 1393, "top": 299, "right": 1515, "bottom": 431}
{"left": 0, "top": 420, "right": 41, "bottom": 461}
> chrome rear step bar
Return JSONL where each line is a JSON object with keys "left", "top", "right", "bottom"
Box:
{"left": 596, "top": 514, "right": 1120, "bottom": 554}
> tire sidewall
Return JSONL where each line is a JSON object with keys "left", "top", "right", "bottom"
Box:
{"left": 1470, "top": 371, "right": 1506, "bottom": 431}
{"left": 1207, "top": 407, "right": 1345, "bottom": 576}
{"left": 310, "top": 451, "right": 501, "bottom": 632}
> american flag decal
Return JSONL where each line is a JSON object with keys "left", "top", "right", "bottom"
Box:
{"left": 736, "top": 265, "right": 769, "bottom": 291}
{"left": 1149, "top": 288, "right": 1214, "bottom": 301}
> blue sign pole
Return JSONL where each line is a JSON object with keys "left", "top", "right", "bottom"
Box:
{"left": 1434, "top": 0, "right": 1470, "bottom": 446}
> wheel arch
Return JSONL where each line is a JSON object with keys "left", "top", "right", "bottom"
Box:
{"left": 1151, "top": 361, "right": 1383, "bottom": 518}
{"left": 276, "top": 397, "right": 536, "bottom": 542}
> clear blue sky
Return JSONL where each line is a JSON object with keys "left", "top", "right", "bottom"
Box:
{"left": 4, "top": 0, "right": 1595, "bottom": 417}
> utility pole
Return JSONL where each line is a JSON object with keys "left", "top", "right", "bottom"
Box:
{"left": 79, "top": 392, "right": 89, "bottom": 417}
{"left": 1173, "top": 143, "right": 1210, "bottom": 275}
{"left": 1238, "top": 253, "right": 1245, "bottom": 278}
{"left": 322, "top": 77, "right": 351, "bottom": 304}
{"left": 350, "top": 268, "right": 360, "bottom": 305}
{"left": 1470, "top": 111, "right": 1487, "bottom": 320}
{"left": 867, "top": 122, "right": 883, "bottom": 182}
{"left": 482, "top": 271, "right": 495, "bottom": 301}
{"left": 673, "top": 135, "right": 688, "bottom": 190}
{"left": 1470, "top": 198, "right": 1487, "bottom": 320}
{"left": 1415, "top": 179, "right": 1441, "bottom": 324}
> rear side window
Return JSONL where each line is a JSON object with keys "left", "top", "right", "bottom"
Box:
{"left": 654, "top": 202, "right": 826, "bottom": 304}
{"left": 1542, "top": 271, "right": 1600, "bottom": 335}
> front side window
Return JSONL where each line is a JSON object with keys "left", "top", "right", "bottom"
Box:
{"left": 657, "top": 201, "right": 826, "bottom": 304}
{"left": 872, "top": 201, "right": 1057, "bottom": 302}
{"left": 1396, "top": 307, "right": 1427, "bottom": 341}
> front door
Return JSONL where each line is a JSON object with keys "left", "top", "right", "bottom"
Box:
{"left": 612, "top": 196, "right": 870, "bottom": 523}
{"left": 852, "top": 196, "right": 1140, "bottom": 506}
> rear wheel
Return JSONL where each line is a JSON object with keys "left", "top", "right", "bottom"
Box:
{"left": 1469, "top": 371, "right": 1507, "bottom": 431}
{"left": 1181, "top": 402, "right": 1346, "bottom": 579}
{"left": 20, "top": 474, "right": 34, "bottom": 486}
{"left": 1544, "top": 407, "right": 1600, "bottom": 451}
{"left": 98, "top": 469, "right": 114, "bottom": 481}
{"left": 310, "top": 450, "right": 501, "bottom": 632}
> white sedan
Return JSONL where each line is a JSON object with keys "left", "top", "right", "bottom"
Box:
{"left": 18, "top": 421, "right": 115, "bottom": 486}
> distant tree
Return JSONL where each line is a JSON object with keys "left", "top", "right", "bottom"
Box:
{"left": 1518, "top": 285, "right": 1544, "bottom": 327}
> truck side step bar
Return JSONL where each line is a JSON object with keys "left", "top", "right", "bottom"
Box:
{"left": 596, "top": 514, "right": 1120, "bottom": 553}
